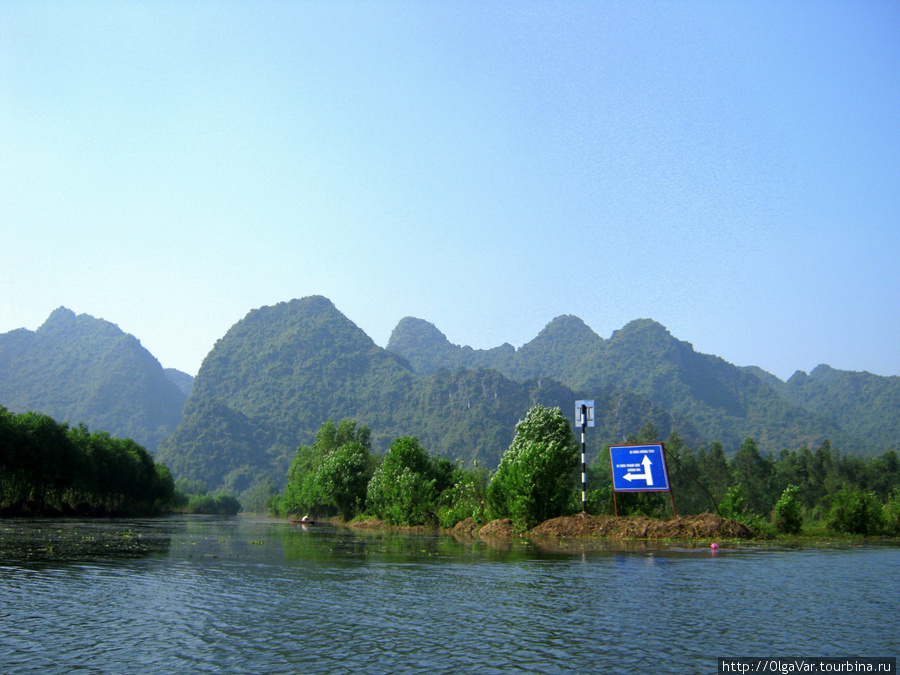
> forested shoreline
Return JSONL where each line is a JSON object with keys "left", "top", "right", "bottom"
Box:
{"left": 271, "top": 408, "right": 900, "bottom": 538}
{"left": 2, "top": 400, "right": 898, "bottom": 538}
{"left": 0, "top": 407, "right": 176, "bottom": 516}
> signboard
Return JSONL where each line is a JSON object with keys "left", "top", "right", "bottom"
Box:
{"left": 575, "top": 400, "right": 595, "bottom": 428}
{"left": 609, "top": 443, "right": 671, "bottom": 492}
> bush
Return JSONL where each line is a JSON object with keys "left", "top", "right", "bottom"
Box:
{"left": 827, "top": 488, "right": 885, "bottom": 535}
{"left": 486, "top": 405, "right": 578, "bottom": 530}
{"left": 719, "top": 484, "right": 748, "bottom": 520}
{"left": 366, "top": 437, "right": 449, "bottom": 526}
{"left": 435, "top": 465, "right": 488, "bottom": 528}
{"left": 773, "top": 484, "right": 804, "bottom": 535}
{"left": 883, "top": 489, "right": 900, "bottom": 536}
{"left": 187, "top": 493, "right": 241, "bottom": 515}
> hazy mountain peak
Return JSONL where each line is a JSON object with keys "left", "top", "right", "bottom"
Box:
{"left": 388, "top": 317, "right": 452, "bottom": 352}
{"left": 535, "top": 314, "right": 602, "bottom": 342}
{"left": 37, "top": 306, "right": 77, "bottom": 333}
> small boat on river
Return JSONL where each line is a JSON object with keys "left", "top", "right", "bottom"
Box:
{"left": 290, "top": 515, "right": 316, "bottom": 526}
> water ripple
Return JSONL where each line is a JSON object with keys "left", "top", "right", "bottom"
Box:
{"left": 1, "top": 520, "right": 898, "bottom": 674}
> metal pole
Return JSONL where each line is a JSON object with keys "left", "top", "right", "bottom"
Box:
{"left": 581, "top": 404, "right": 587, "bottom": 513}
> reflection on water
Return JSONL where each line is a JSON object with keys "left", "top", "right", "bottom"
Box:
{"left": 1, "top": 516, "right": 897, "bottom": 674}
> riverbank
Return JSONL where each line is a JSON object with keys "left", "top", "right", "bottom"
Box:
{"left": 346, "top": 512, "right": 755, "bottom": 541}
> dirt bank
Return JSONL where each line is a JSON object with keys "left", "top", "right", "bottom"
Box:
{"left": 349, "top": 512, "right": 754, "bottom": 540}
{"left": 527, "top": 512, "right": 753, "bottom": 539}
{"left": 452, "top": 512, "right": 754, "bottom": 540}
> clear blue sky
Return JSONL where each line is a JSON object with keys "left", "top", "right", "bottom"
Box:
{"left": 2, "top": 1, "right": 898, "bottom": 380}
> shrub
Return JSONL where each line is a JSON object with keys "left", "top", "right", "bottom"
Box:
{"left": 719, "top": 484, "right": 748, "bottom": 520}
{"left": 827, "top": 488, "right": 885, "bottom": 535}
{"left": 883, "top": 489, "right": 900, "bottom": 536}
{"left": 366, "top": 437, "right": 449, "bottom": 526}
{"left": 486, "top": 405, "right": 578, "bottom": 530}
{"left": 773, "top": 484, "right": 804, "bottom": 535}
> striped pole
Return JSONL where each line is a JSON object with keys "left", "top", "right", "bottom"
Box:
{"left": 581, "top": 404, "right": 587, "bottom": 513}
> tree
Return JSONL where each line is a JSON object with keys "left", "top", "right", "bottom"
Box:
{"left": 487, "top": 405, "right": 578, "bottom": 530}
{"left": 276, "top": 418, "right": 373, "bottom": 518}
{"left": 365, "top": 436, "right": 455, "bottom": 526}
{"left": 731, "top": 437, "right": 775, "bottom": 515}
{"left": 828, "top": 488, "right": 885, "bottom": 535}
{"left": 773, "top": 484, "right": 803, "bottom": 534}
{"left": 317, "top": 441, "right": 374, "bottom": 520}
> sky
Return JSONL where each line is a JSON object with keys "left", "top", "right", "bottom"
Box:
{"left": 2, "top": 1, "right": 898, "bottom": 381}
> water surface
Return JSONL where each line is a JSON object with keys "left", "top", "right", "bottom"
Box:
{"left": 1, "top": 516, "right": 897, "bottom": 674}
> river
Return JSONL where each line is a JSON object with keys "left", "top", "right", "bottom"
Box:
{"left": 1, "top": 516, "right": 897, "bottom": 674}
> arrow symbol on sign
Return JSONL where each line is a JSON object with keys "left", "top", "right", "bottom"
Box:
{"left": 623, "top": 455, "right": 654, "bottom": 486}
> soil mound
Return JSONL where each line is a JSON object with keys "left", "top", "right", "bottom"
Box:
{"left": 478, "top": 518, "right": 516, "bottom": 537}
{"left": 529, "top": 512, "right": 753, "bottom": 540}
{"left": 450, "top": 518, "right": 480, "bottom": 535}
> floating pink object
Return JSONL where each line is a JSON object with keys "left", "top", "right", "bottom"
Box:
{"left": 710, "top": 542, "right": 719, "bottom": 549}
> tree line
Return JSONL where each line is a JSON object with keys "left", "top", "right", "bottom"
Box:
{"left": 598, "top": 423, "right": 900, "bottom": 536}
{"left": 272, "top": 406, "right": 900, "bottom": 537}
{"left": 0, "top": 407, "right": 176, "bottom": 516}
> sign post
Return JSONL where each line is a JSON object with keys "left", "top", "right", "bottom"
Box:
{"left": 575, "top": 400, "right": 594, "bottom": 513}
{"left": 608, "top": 443, "right": 677, "bottom": 516}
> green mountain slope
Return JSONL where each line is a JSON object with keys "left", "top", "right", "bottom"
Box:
{"left": 159, "top": 297, "right": 690, "bottom": 490}
{"left": 386, "top": 317, "right": 516, "bottom": 377}
{"left": 582, "top": 319, "right": 851, "bottom": 452}
{"left": 0, "top": 307, "right": 187, "bottom": 452}
{"left": 389, "top": 314, "right": 866, "bottom": 454}
{"left": 765, "top": 365, "right": 900, "bottom": 453}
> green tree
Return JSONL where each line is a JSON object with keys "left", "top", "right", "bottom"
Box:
{"left": 276, "top": 418, "right": 373, "bottom": 517}
{"left": 884, "top": 489, "right": 900, "bottom": 536}
{"left": 773, "top": 484, "right": 803, "bottom": 534}
{"left": 317, "top": 441, "right": 374, "bottom": 520}
{"left": 486, "top": 405, "right": 578, "bottom": 530}
{"left": 434, "top": 463, "right": 489, "bottom": 527}
{"left": 366, "top": 436, "right": 450, "bottom": 525}
{"left": 731, "top": 437, "right": 775, "bottom": 515}
{"left": 828, "top": 488, "right": 885, "bottom": 535}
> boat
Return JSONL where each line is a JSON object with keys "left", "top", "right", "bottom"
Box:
{"left": 290, "top": 515, "right": 316, "bottom": 526}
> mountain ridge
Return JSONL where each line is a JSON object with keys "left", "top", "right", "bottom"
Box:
{"left": 158, "top": 297, "right": 693, "bottom": 491}
{"left": 0, "top": 306, "right": 190, "bottom": 452}
{"left": 3, "top": 297, "right": 896, "bottom": 496}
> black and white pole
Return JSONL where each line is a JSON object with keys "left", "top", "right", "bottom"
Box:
{"left": 580, "top": 403, "right": 587, "bottom": 513}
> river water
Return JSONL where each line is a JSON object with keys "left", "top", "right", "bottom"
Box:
{"left": 1, "top": 516, "right": 897, "bottom": 674}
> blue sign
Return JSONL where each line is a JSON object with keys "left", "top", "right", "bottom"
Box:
{"left": 609, "top": 444, "right": 671, "bottom": 492}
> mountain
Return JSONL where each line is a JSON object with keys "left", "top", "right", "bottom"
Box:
{"left": 159, "top": 297, "right": 690, "bottom": 491}
{"left": 164, "top": 369, "right": 194, "bottom": 398}
{"left": 761, "top": 365, "right": 900, "bottom": 453}
{"left": 389, "top": 315, "right": 866, "bottom": 455}
{"left": 386, "top": 317, "right": 516, "bottom": 377}
{"left": 0, "top": 307, "right": 187, "bottom": 452}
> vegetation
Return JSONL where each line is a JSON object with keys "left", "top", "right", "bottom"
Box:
{"left": 366, "top": 436, "right": 454, "bottom": 526}
{"left": 3, "top": 296, "right": 897, "bottom": 533}
{"left": 586, "top": 423, "right": 900, "bottom": 537}
{"left": 0, "top": 407, "right": 176, "bottom": 516}
{"left": 172, "top": 479, "right": 242, "bottom": 516}
{"left": 0, "top": 307, "right": 188, "bottom": 453}
{"left": 269, "top": 410, "right": 900, "bottom": 539}
{"left": 271, "top": 419, "right": 376, "bottom": 520}
{"left": 486, "top": 405, "right": 578, "bottom": 529}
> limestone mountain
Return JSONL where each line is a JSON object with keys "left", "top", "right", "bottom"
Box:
{"left": 386, "top": 317, "right": 515, "bottom": 377}
{"left": 159, "top": 296, "right": 689, "bottom": 491}
{"left": 0, "top": 307, "right": 187, "bottom": 452}
{"left": 760, "top": 364, "right": 900, "bottom": 453}
{"left": 389, "top": 314, "right": 863, "bottom": 454}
